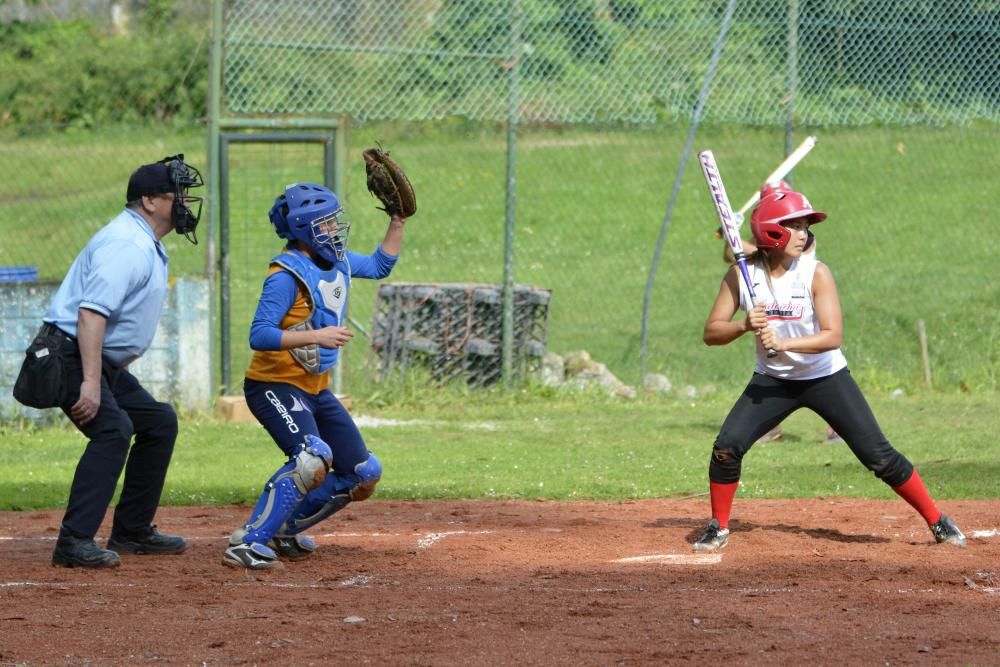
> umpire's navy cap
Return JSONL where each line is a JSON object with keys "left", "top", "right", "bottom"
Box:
{"left": 126, "top": 162, "right": 173, "bottom": 203}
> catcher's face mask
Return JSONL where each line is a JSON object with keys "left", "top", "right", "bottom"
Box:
{"left": 311, "top": 209, "right": 350, "bottom": 263}
{"left": 162, "top": 154, "right": 204, "bottom": 245}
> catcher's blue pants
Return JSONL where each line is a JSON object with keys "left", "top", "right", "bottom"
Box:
{"left": 708, "top": 368, "right": 914, "bottom": 487}
{"left": 59, "top": 345, "right": 178, "bottom": 540}
{"left": 243, "top": 379, "right": 369, "bottom": 477}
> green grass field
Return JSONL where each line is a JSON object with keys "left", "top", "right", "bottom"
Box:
{"left": 1, "top": 389, "right": 995, "bottom": 511}
{"left": 1, "top": 122, "right": 997, "bottom": 513}
{"left": 2, "top": 122, "right": 997, "bottom": 393}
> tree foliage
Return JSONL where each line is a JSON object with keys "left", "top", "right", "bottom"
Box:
{"left": 0, "top": 4, "right": 207, "bottom": 129}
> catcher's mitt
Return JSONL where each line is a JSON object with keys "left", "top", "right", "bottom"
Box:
{"left": 363, "top": 146, "right": 416, "bottom": 218}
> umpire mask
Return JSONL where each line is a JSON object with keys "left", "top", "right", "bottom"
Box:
{"left": 161, "top": 154, "right": 205, "bottom": 245}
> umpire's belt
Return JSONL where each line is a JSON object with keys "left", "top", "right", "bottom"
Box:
{"left": 40, "top": 322, "right": 76, "bottom": 341}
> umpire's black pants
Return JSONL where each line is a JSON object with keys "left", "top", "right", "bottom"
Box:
{"left": 57, "top": 342, "right": 178, "bottom": 540}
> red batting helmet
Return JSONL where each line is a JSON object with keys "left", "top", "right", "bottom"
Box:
{"left": 750, "top": 190, "right": 827, "bottom": 249}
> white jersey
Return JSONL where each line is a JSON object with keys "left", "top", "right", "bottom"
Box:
{"left": 739, "top": 254, "right": 847, "bottom": 380}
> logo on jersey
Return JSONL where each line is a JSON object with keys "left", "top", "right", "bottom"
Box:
{"left": 318, "top": 273, "right": 347, "bottom": 317}
{"left": 766, "top": 303, "right": 804, "bottom": 320}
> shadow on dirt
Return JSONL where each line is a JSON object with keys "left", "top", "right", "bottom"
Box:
{"left": 646, "top": 516, "right": 890, "bottom": 543}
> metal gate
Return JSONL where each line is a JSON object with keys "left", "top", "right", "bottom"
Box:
{"left": 217, "top": 130, "right": 341, "bottom": 395}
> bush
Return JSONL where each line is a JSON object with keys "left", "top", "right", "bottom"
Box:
{"left": 0, "top": 17, "right": 208, "bottom": 129}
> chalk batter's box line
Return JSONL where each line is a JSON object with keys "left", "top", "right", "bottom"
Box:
{"left": 0, "top": 529, "right": 725, "bottom": 566}
{"left": 6, "top": 526, "right": 992, "bottom": 565}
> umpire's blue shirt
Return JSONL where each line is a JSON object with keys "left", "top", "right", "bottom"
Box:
{"left": 45, "top": 208, "right": 169, "bottom": 368}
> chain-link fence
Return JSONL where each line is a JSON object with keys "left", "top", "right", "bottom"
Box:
{"left": 221, "top": 1, "right": 997, "bottom": 125}
{"left": 213, "top": 0, "right": 997, "bottom": 393}
{"left": 1, "top": 0, "right": 997, "bottom": 399}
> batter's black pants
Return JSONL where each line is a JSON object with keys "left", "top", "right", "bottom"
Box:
{"left": 57, "top": 342, "right": 178, "bottom": 540}
{"left": 708, "top": 368, "right": 913, "bottom": 488}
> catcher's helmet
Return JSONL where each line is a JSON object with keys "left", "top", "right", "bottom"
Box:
{"left": 750, "top": 190, "right": 826, "bottom": 249}
{"left": 269, "top": 183, "right": 350, "bottom": 263}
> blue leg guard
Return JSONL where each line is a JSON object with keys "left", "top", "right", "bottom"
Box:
{"left": 233, "top": 435, "right": 333, "bottom": 546}
{"left": 283, "top": 452, "right": 382, "bottom": 535}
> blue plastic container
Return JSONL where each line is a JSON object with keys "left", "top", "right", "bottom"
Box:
{"left": 0, "top": 265, "right": 39, "bottom": 282}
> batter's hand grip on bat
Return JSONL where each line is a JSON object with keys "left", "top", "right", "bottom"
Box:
{"left": 754, "top": 315, "right": 779, "bottom": 358}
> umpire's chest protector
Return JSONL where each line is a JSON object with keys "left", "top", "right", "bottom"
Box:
{"left": 272, "top": 249, "right": 350, "bottom": 374}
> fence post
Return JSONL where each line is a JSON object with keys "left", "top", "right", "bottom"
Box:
{"left": 206, "top": 0, "right": 224, "bottom": 397}
{"left": 784, "top": 0, "right": 800, "bottom": 164}
{"left": 502, "top": 0, "right": 521, "bottom": 388}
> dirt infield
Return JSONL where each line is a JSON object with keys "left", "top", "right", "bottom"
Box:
{"left": 2, "top": 498, "right": 998, "bottom": 666}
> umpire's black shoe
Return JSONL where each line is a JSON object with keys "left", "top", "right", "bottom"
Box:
{"left": 108, "top": 525, "right": 187, "bottom": 555}
{"left": 52, "top": 534, "right": 121, "bottom": 569}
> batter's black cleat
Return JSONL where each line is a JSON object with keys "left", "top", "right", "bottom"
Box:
{"left": 270, "top": 534, "right": 317, "bottom": 560}
{"left": 693, "top": 518, "right": 730, "bottom": 552}
{"left": 223, "top": 542, "right": 277, "bottom": 570}
{"left": 930, "top": 514, "right": 966, "bottom": 547}
{"left": 108, "top": 525, "right": 187, "bottom": 555}
{"left": 52, "top": 534, "right": 121, "bottom": 569}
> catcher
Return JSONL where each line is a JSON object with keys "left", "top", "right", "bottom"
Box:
{"left": 223, "top": 148, "right": 414, "bottom": 569}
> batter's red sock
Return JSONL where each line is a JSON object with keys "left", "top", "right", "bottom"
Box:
{"left": 892, "top": 469, "right": 941, "bottom": 525}
{"left": 709, "top": 481, "right": 739, "bottom": 529}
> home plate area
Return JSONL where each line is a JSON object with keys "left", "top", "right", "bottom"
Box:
{"left": 2, "top": 498, "right": 998, "bottom": 665}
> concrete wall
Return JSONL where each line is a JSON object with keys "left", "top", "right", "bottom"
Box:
{"left": 0, "top": 277, "right": 212, "bottom": 423}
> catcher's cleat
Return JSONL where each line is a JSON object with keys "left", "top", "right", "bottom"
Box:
{"left": 223, "top": 542, "right": 278, "bottom": 570}
{"left": 108, "top": 525, "right": 187, "bottom": 555}
{"left": 270, "top": 534, "right": 317, "bottom": 560}
{"left": 930, "top": 514, "right": 967, "bottom": 547}
{"left": 52, "top": 533, "right": 121, "bottom": 569}
{"left": 693, "top": 518, "right": 730, "bottom": 552}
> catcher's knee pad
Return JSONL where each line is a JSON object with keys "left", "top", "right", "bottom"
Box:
{"left": 350, "top": 452, "right": 382, "bottom": 501}
{"left": 282, "top": 453, "right": 382, "bottom": 534}
{"left": 293, "top": 434, "right": 334, "bottom": 493}
{"left": 315, "top": 451, "right": 382, "bottom": 500}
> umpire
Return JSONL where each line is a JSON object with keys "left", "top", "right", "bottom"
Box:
{"left": 29, "top": 155, "right": 203, "bottom": 568}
